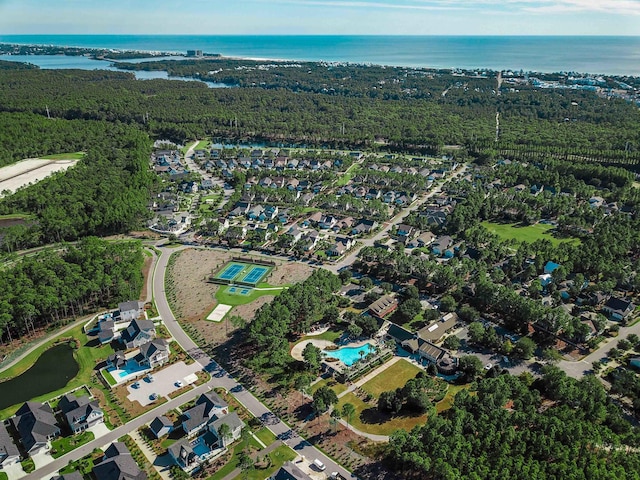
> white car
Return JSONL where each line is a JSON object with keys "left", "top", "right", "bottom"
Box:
{"left": 175, "top": 381, "right": 184, "bottom": 387}
{"left": 484, "top": 363, "right": 493, "bottom": 370}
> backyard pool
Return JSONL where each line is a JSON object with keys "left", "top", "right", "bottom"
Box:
{"left": 323, "top": 343, "right": 375, "bottom": 366}
{"left": 108, "top": 359, "right": 150, "bottom": 383}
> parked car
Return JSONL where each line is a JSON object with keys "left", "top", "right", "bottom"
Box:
{"left": 313, "top": 459, "right": 326, "bottom": 471}
{"left": 175, "top": 381, "right": 184, "bottom": 387}
{"left": 149, "top": 393, "right": 158, "bottom": 400}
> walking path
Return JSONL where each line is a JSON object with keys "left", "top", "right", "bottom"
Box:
{"left": 130, "top": 430, "right": 172, "bottom": 480}
{"left": 337, "top": 357, "right": 400, "bottom": 399}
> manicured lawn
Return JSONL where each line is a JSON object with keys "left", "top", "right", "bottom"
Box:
{"left": 0, "top": 471, "right": 8, "bottom": 480}
{"left": 244, "top": 445, "right": 297, "bottom": 480}
{"left": 0, "top": 323, "right": 115, "bottom": 419}
{"left": 311, "top": 378, "right": 348, "bottom": 396}
{"left": 481, "top": 221, "right": 579, "bottom": 246}
{"left": 254, "top": 427, "right": 277, "bottom": 447}
{"left": 360, "top": 359, "right": 422, "bottom": 398}
{"left": 195, "top": 140, "right": 210, "bottom": 151}
{"left": 336, "top": 392, "right": 428, "bottom": 436}
{"left": 51, "top": 431, "right": 95, "bottom": 458}
{"left": 300, "top": 327, "right": 343, "bottom": 344}
{"left": 102, "top": 369, "right": 117, "bottom": 386}
{"left": 40, "top": 152, "right": 85, "bottom": 160}
{"left": 214, "top": 284, "right": 285, "bottom": 307}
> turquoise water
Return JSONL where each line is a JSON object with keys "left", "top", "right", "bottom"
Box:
{"left": 2, "top": 35, "right": 640, "bottom": 75}
{"left": 112, "top": 359, "right": 148, "bottom": 379}
{"left": 324, "top": 343, "right": 375, "bottom": 366}
{"left": 192, "top": 442, "right": 210, "bottom": 457}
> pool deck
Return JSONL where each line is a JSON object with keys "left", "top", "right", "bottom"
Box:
{"left": 290, "top": 338, "right": 373, "bottom": 362}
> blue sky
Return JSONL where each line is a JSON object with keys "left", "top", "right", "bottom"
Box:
{"left": 1, "top": 0, "right": 639, "bottom": 35}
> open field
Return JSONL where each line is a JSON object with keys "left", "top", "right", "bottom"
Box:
{"left": 336, "top": 392, "right": 428, "bottom": 436}
{"left": 360, "top": 359, "right": 422, "bottom": 398}
{"left": 0, "top": 158, "right": 80, "bottom": 195}
{"left": 481, "top": 221, "right": 580, "bottom": 246}
{"left": 40, "top": 152, "right": 85, "bottom": 160}
{"left": 166, "top": 248, "right": 314, "bottom": 345}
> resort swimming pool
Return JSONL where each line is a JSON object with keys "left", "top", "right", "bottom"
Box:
{"left": 323, "top": 343, "right": 375, "bottom": 366}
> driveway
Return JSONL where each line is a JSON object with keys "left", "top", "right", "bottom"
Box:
{"left": 127, "top": 361, "right": 201, "bottom": 406}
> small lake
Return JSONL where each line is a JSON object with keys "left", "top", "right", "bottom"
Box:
{"left": 0, "top": 54, "right": 232, "bottom": 88}
{"left": 0, "top": 343, "right": 79, "bottom": 410}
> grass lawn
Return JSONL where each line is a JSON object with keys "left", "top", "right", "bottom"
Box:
{"left": 0, "top": 471, "right": 8, "bottom": 480}
{"left": 244, "top": 445, "right": 297, "bottom": 480}
{"left": 336, "top": 164, "right": 360, "bottom": 186}
{"left": 311, "top": 378, "right": 348, "bottom": 396}
{"left": 336, "top": 392, "right": 428, "bottom": 436}
{"left": 195, "top": 140, "right": 210, "bottom": 151}
{"left": 21, "top": 458, "right": 35, "bottom": 473}
{"left": 0, "top": 323, "right": 115, "bottom": 419}
{"left": 214, "top": 284, "right": 285, "bottom": 307}
{"left": 254, "top": 427, "right": 277, "bottom": 447}
{"left": 40, "top": 152, "right": 85, "bottom": 160}
{"left": 481, "top": 221, "right": 580, "bottom": 246}
{"left": 360, "top": 359, "right": 422, "bottom": 398}
{"left": 51, "top": 431, "right": 95, "bottom": 458}
{"left": 300, "top": 327, "right": 343, "bottom": 344}
{"left": 435, "top": 383, "right": 471, "bottom": 413}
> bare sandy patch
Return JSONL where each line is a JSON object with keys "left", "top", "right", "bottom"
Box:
{"left": 0, "top": 159, "right": 79, "bottom": 195}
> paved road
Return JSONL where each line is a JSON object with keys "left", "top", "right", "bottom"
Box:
{"left": 26, "top": 383, "right": 213, "bottom": 480}
{"left": 326, "top": 165, "right": 468, "bottom": 273}
{"left": 153, "top": 246, "right": 356, "bottom": 478}
{"left": 559, "top": 321, "right": 640, "bottom": 379}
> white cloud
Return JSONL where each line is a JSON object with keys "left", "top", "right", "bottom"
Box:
{"left": 271, "top": 0, "right": 640, "bottom": 15}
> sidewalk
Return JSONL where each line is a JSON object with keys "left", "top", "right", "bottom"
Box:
{"left": 129, "top": 429, "right": 172, "bottom": 480}
{"left": 338, "top": 356, "right": 400, "bottom": 398}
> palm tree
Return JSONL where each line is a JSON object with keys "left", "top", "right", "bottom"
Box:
{"left": 217, "top": 423, "right": 231, "bottom": 448}
{"left": 342, "top": 403, "right": 356, "bottom": 433}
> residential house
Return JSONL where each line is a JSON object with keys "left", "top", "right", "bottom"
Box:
{"left": 117, "top": 301, "right": 145, "bottom": 322}
{"left": 352, "top": 219, "right": 378, "bottom": 235}
{"left": 210, "top": 412, "right": 243, "bottom": 447}
{"left": 201, "top": 179, "right": 214, "bottom": 190}
{"left": 52, "top": 473, "right": 84, "bottom": 480}
{"left": 106, "top": 351, "right": 126, "bottom": 370}
{"left": 148, "top": 416, "right": 173, "bottom": 439}
{"left": 270, "top": 462, "right": 313, "bottom": 480}
{"left": 630, "top": 357, "right": 640, "bottom": 370}
{"left": 431, "top": 236, "right": 454, "bottom": 256}
{"left": 120, "top": 319, "right": 156, "bottom": 349}
{"left": 138, "top": 339, "right": 170, "bottom": 368}
{"left": 319, "top": 215, "right": 338, "bottom": 230}
{"left": 59, "top": 394, "right": 104, "bottom": 434}
{"left": 327, "top": 237, "right": 353, "bottom": 257}
{"left": 287, "top": 225, "right": 304, "bottom": 243}
{"left": 298, "top": 230, "right": 320, "bottom": 251}
{"left": 228, "top": 201, "right": 251, "bottom": 218}
{"left": 181, "top": 392, "right": 229, "bottom": 437}
{"left": 396, "top": 224, "right": 415, "bottom": 240}
{"left": 93, "top": 442, "right": 147, "bottom": 480}
{"left": 414, "top": 231, "right": 436, "bottom": 248}
{"left": 602, "top": 297, "right": 635, "bottom": 321}
{"left": 98, "top": 319, "right": 115, "bottom": 344}
{"left": 369, "top": 295, "right": 399, "bottom": 319}
{"left": 543, "top": 261, "right": 561, "bottom": 275}
{"left": 0, "top": 422, "right": 20, "bottom": 466}
{"left": 576, "top": 291, "right": 608, "bottom": 307}
{"left": 247, "top": 205, "right": 265, "bottom": 221}
{"left": 11, "top": 402, "right": 60, "bottom": 455}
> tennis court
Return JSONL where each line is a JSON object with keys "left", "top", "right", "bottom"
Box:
{"left": 216, "top": 262, "right": 245, "bottom": 281}
{"left": 240, "top": 265, "right": 269, "bottom": 284}
{"left": 228, "top": 286, "right": 252, "bottom": 296}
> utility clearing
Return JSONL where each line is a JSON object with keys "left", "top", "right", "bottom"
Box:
{"left": 0, "top": 155, "right": 82, "bottom": 196}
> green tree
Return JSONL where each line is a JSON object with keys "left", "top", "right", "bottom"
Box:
{"left": 513, "top": 337, "right": 537, "bottom": 360}
{"left": 342, "top": 402, "right": 356, "bottom": 430}
{"left": 443, "top": 335, "right": 461, "bottom": 350}
{"left": 302, "top": 342, "right": 323, "bottom": 372}
{"left": 313, "top": 386, "right": 338, "bottom": 414}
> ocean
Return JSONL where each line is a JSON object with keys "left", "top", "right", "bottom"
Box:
{"left": 1, "top": 35, "right": 640, "bottom": 76}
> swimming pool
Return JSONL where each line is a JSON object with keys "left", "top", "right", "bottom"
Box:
{"left": 109, "top": 359, "right": 150, "bottom": 382}
{"left": 192, "top": 441, "right": 211, "bottom": 457}
{"left": 323, "top": 343, "right": 375, "bottom": 366}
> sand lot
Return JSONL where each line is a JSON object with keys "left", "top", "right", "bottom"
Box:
{"left": 0, "top": 158, "right": 79, "bottom": 195}
{"left": 167, "top": 248, "right": 315, "bottom": 344}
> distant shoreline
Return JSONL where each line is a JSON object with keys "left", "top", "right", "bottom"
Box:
{"left": 2, "top": 36, "right": 640, "bottom": 76}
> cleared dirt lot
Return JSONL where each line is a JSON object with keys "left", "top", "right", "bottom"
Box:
{"left": 167, "top": 248, "right": 315, "bottom": 344}
{"left": 0, "top": 158, "right": 79, "bottom": 195}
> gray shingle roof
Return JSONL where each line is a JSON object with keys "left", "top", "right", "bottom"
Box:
{"left": 93, "top": 442, "right": 147, "bottom": 480}
{"left": 11, "top": 402, "right": 59, "bottom": 451}
{"left": 0, "top": 422, "right": 19, "bottom": 461}
{"left": 211, "top": 412, "right": 244, "bottom": 434}
{"left": 272, "top": 461, "right": 313, "bottom": 480}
